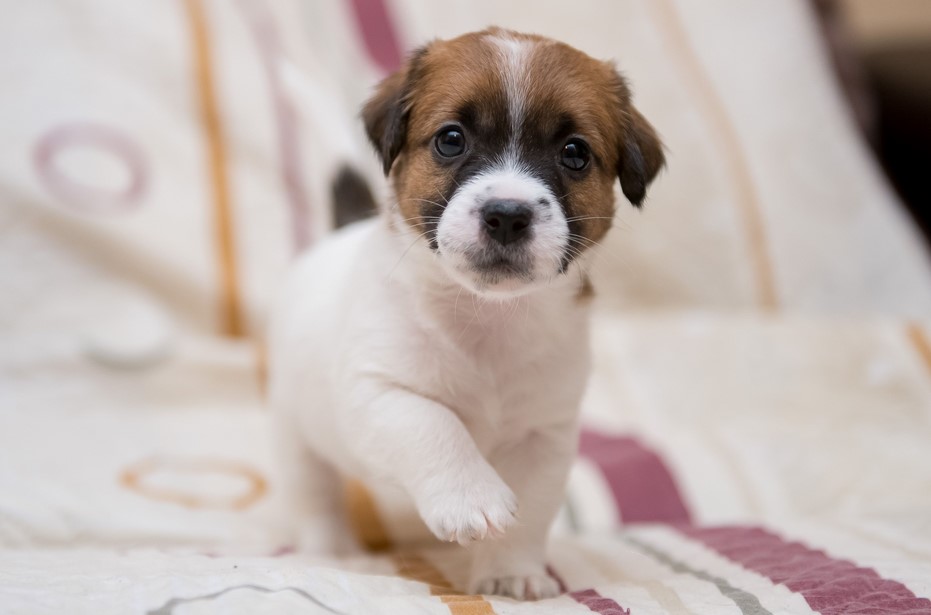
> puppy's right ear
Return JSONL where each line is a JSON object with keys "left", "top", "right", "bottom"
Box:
{"left": 362, "top": 47, "right": 428, "bottom": 176}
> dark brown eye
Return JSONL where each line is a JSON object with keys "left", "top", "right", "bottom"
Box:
{"left": 561, "top": 139, "right": 590, "bottom": 171}
{"left": 435, "top": 128, "right": 465, "bottom": 157}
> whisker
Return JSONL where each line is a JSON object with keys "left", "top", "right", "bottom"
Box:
{"left": 384, "top": 230, "right": 431, "bottom": 281}
{"left": 473, "top": 293, "right": 488, "bottom": 333}
{"left": 397, "top": 219, "right": 442, "bottom": 227}
{"left": 567, "top": 234, "right": 603, "bottom": 249}
{"left": 433, "top": 187, "right": 451, "bottom": 207}
{"left": 397, "top": 197, "right": 447, "bottom": 210}
{"left": 454, "top": 285, "right": 464, "bottom": 324}
{"left": 564, "top": 215, "right": 617, "bottom": 223}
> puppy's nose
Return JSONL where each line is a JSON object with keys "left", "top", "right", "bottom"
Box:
{"left": 481, "top": 200, "right": 532, "bottom": 246}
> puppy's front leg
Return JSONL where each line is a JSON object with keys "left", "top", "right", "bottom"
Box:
{"left": 346, "top": 382, "right": 517, "bottom": 545}
{"left": 467, "top": 427, "right": 576, "bottom": 600}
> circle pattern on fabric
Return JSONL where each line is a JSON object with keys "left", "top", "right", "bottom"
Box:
{"left": 34, "top": 123, "right": 148, "bottom": 213}
{"left": 120, "top": 457, "right": 267, "bottom": 510}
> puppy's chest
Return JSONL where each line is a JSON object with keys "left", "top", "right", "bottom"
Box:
{"left": 413, "top": 316, "right": 587, "bottom": 449}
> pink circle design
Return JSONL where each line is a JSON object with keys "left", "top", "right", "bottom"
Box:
{"left": 34, "top": 123, "right": 148, "bottom": 213}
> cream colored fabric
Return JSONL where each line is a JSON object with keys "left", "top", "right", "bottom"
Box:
{"left": 0, "top": 0, "right": 368, "bottom": 340}
{"left": 3, "top": 523, "right": 930, "bottom": 613}
{"left": 389, "top": 0, "right": 931, "bottom": 316}
{"left": 2, "top": 0, "right": 931, "bottom": 612}
{"left": 3, "top": 313, "right": 930, "bottom": 559}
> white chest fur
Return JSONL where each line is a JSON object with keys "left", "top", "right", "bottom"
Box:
{"left": 269, "top": 218, "right": 593, "bottom": 598}
{"left": 271, "top": 220, "right": 589, "bottom": 450}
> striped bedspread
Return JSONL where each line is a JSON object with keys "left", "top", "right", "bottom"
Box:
{"left": 2, "top": 315, "right": 930, "bottom": 613}
{"left": 2, "top": 0, "right": 931, "bottom": 613}
{"left": 3, "top": 525, "right": 930, "bottom": 614}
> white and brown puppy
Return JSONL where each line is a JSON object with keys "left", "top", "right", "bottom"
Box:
{"left": 268, "top": 27, "right": 664, "bottom": 600}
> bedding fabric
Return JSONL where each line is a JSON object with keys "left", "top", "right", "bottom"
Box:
{"left": 2, "top": 0, "right": 931, "bottom": 613}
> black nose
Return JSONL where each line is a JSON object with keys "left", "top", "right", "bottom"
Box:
{"left": 481, "top": 200, "right": 532, "bottom": 246}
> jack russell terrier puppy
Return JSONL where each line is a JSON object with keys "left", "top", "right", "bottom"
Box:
{"left": 268, "top": 27, "right": 664, "bottom": 600}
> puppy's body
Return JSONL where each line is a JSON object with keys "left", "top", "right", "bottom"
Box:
{"left": 270, "top": 217, "right": 589, "bottom": 596}
{"left": 269, "top": 28, "right": 664, "bottom": 599}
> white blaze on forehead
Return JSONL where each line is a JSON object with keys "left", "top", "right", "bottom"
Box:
{"left": 485, "top": 33, "right": 535, "bottom": 144}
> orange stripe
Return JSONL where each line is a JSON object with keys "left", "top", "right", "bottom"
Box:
{"left": 345, "top": 479, "right": 394, "bottom": 552}
{"left": 393, "top": 552, "right": 454, "bottom": 593}
{"left": 345, "top": 481, "right": 496, "bottom": 613}
{"left": 649, "top": 0, "right": 778, "bottom": 310}
{"left": 439, "top": 596, "right": 497, "bottom": 615}
{"left": 254, "top": 338, "right": 268, "bottom": 397}
{"left": 393, "top": 552, "right": 497, "bottom": 614}
{"left": 907, "top": 323, "right": 931, "bottom": 377}
{"left": 183, "top": 0, "right": 245, "bottom": 336}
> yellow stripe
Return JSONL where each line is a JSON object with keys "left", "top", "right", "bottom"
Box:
{"left": 254, "top": 338, "right": 268, "bottom": 397}
{"left": 346, "top": 481, "right": 496, "bottom": 613}
{"left": 393, "top": 552, "right": 454, "bottom": 592}
{"left": 289, "top": 397, "right": 498, "bottom": 609}
{"left": 649, "top": 0, "right": 778, "bottom": 310}
{"left": 907, "top": 323, "right": 931, "bottom": 378}
{"left": 393, "top": 552, "right": 497, "bottom": 614}
{"left": 345, "top": 479, "right": 394, "bottom": 552}
{"left": 183, "top": 0, "right": 245, "bottom": 336}
{"left": 439, "top": 596, "right": 497, "bottom": 615}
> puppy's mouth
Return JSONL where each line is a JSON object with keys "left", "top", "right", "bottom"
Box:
{"left": 435, "top": 242, "right": 541, "bottom": 296}
{"left": 469, "top": 251, "right": 533, "bottom": 280}
{"left": 428, "top": 176, "right": 571, "bottom": 295}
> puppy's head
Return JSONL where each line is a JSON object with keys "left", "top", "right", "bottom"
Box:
{"left": 363, "top": 28, "right": 664, "bottom": 297}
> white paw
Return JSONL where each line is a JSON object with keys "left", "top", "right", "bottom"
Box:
{"left": 471, "top": 572, "right": 561, "bottom": 600}
{"left": 416, "top": 475, "right": 518, "bottom": 545}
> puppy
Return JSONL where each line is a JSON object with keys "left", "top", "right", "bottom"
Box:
{"left": 268, "top": 27, "right": 664, "bottom": 600}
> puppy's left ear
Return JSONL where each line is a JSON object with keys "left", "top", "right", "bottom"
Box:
{"left": 362, "top": 46, "right": 428, "bottom": 176}
{"left": 617, "top": 106, "right": 665, "bottom": 207}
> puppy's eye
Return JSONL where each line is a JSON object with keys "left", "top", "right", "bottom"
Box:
{"left": 561, "top": 139, "right": 590, "bottom": 171}
{"left": 435, "top": 128, "right": 466, "bottom": 158}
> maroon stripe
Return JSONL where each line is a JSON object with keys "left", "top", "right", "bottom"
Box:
{"left": 579, "top": 429, "right": 691, "bottom": 524}
{"left": 347, "top": 0, "right": 403, "bottom": 74}
{"left": 569, "top": 589, "right": 631, "bottom": 615}
{"left": 682, "top": 526, "right": 931, "bottom": 615}
{"left": 550, "top": 564, "right": 631, "bottom": 614}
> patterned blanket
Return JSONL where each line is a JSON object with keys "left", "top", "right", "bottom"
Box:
{"left": 2, "top": 1, "right": 930, "bottom": 613}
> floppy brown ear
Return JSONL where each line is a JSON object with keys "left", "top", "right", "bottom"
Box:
{"left": 361, "top": 47, "right": 427, "bottom": 175}
{"left": 617, "top": 106, "right": 665, "bottom": 207}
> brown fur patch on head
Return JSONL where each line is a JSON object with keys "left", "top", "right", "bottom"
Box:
{"left": 361, "top": 27, "right": 664, "bottom": 259}
{"left": 393, "top": 33, "right": 508, "bottom": 240}
{"left": 517, "top": 34, "right": 665, "bottom": 246}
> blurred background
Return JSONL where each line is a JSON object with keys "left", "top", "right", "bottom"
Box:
{"left": 2, "top": 1, "right": 931, "bottom": 611}
{"left": 827, "top": 0, "right": 931, "bottom": 240}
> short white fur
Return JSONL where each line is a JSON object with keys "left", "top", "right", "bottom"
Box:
{"left": 269, "top": 34, "right": 596, "bottom": 601}
{"left": 487, "top": 31, "right": 533, "bottom": 162}
{"left": 435, "top": 159, "right": 570, "bottom": 297}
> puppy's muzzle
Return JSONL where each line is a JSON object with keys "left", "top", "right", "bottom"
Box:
{"left": 481, "top": 200, "right": 533, "bottom": 246}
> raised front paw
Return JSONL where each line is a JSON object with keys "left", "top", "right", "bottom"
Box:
{"left": 470, "top": 571, "right": 561, "bottom": 600}
{"left": 416, "top": 474, "right": 518, "bottom": 545}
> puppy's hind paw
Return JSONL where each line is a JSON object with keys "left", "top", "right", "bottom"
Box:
{"left": 471, "top": 572, "right": 561, "bottom": 600}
